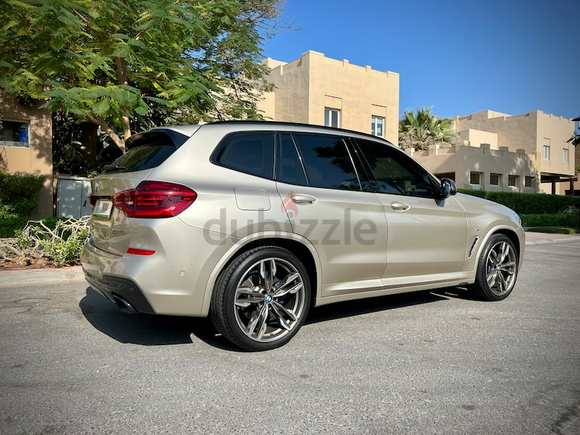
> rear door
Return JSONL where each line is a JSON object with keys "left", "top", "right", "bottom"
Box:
{"left": 275, "top": 132, "right": 388, "bottom": 296}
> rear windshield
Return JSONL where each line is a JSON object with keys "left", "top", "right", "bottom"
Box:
{"left": 103, "top": 130, "right": 188, "bottom": 174}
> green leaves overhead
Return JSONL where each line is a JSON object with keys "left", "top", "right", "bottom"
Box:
{"left": 0, "top": 0, "right": 281, "bottom": 150}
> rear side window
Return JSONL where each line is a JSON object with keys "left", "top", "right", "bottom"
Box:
{"left": 213, "top": 132, "right": 274, "bottom": 179}
{"left": 103, "top": 131, "right": 186, "bottom": 174}
{"left": 292, "top": 133, "right": 360, "bottom": 190}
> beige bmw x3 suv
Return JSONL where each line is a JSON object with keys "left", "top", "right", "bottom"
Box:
{"left": 82, "top": 121, "right": 525, "bottom": 351}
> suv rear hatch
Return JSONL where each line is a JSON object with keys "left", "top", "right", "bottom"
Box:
{"left": 89, "top": 128, "right": 195, "bottom": 256}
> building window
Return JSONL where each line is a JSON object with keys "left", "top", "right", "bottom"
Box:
{"left": 525, "top": 176, "right": 534, "bottom": 188}
{"left": 470, "top": 171, "right": 482, "bottom": 186}
{"left": 324, "top": 108, "right": 340, "bottom": 128}
{"left": 508, "top": 175, "right": 519, "bottom": 187}
{"left": 563, "top": 148, "right": 569, "bottom": 163}
{"left": 371, "top": 116, "right": 384, "bottom": 137}
{"left": 0, "top": 120, "right": 30, "bottom": 148}
{"left": 490, "top": 173, "right": 502, "bottom": 186}
{"left": 543, "top": 145, "right": 550, "bottom": 160}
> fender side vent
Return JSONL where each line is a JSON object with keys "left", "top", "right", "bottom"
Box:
{"left": 468, "top": 236, "right": 480, "bottom": 258}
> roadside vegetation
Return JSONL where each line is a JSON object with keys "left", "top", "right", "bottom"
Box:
{"left": 458, "top": 189, "right": 580, "bottom": 234}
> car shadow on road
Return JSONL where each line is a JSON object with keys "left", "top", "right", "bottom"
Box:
{"left": 305, "top": 287, "right": 472, "bottom": 324}
{"left": 79, "top": 287, "right": 237, "bottom": 350}
{"left": 80, "top": 286, "right": 474, "bottom": 351}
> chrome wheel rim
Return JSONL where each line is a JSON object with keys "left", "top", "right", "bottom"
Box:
{"left": 485, "top": 241, "right": 517, "bottom": 296}
{"left": 234, "top": 257, "right": 306, "bottom": 343}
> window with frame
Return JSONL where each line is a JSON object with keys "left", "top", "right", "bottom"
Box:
{"left": 291, "top": 133, "right": 360, "bottom": 190}
{"left": 354, "top": 138, "right": 436, "bottom": 198}
{"left": 524, "top": 176, "right": 534, "bottom": 188}
{"left": 563, "top": 148, "right": 569, "bottom": 163}
{"left": 213, "top": 132, "right": 274, "bottom": 179}
{"left": 371, "top": 116, "right": 385, "bottom": 137}
{"left": 470, "top": 172, "right": 482, "bottom": 186}
{"left": 324, "top": 108, "right": 341, "bottom": 128}
{"left": 490, "top": 173, "right": 502, "bottom": 186}
{"left": 0, "top": 120, "right": 30, "bottom": 148}
{"left": 508, "top": 174, "right": 519, "bottom": 187}
{"left": 543, "top": 145, "right": 550, "bottom": 160}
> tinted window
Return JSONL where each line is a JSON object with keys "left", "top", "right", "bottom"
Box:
{"left": 214, "top": 132, "right": 274, "bottom": 179}
{"left": 355, "top": 139, "right": 436, "bottom": 198}
{"left": 103, "top": 131, "right": 184, "bottom": 174}
{"left": 292, "top": 134, "right": 360, "bottom": 190}
{"left": 277, "top": 134, "right": 308, "bottom": 185}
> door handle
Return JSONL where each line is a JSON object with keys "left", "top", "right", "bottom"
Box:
{"left": 390, "top": 201, "right": 410, "bottom": 211}
{"left": 292, "top": 194, "right": 317, "bottom": 204}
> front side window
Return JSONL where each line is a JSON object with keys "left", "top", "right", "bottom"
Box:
{"left": 355, "top": 138, "right": 436, "bottom": 198}
{"left": 213, "top": 132, "right": 274, "bottom": 179}
{"left": 0, "top": 120, "right": 29, "bottom": 148}
{"left": 543, "top": 145, "right": 550, "bottom": 160}
{"left": 371, "top": 116, "right": 384, "bottom": 137}
{"left": 291, "top": 133, "right": 359, "bottom": 190}
{"left": 324, "top": 108, "right": 341, "bottom": 128}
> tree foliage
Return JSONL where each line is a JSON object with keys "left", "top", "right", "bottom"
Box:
{"left": 399, "top": 108, "right": 456, "bottom": 151}
{"left": 0, "top": 0, "right": 282, "bottom": 151}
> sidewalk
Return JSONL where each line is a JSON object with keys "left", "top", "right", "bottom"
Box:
{"left": 0, "top": 265, "right": 84, "bottom": 289}
{"left": 524, "top": 231, "right": 580, "bottom": 245}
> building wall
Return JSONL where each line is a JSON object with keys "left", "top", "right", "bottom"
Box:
{"left": 0, "top": 90, "right": 54, "bottom": 217}
{"left": 410, "top": 144, "right": 540, "bottom": 193}
{"left": 452, "top": 110, "right": 575, "bottom": 195}
{"left": 259, "top": 51, "right": 400, "bottom": 144}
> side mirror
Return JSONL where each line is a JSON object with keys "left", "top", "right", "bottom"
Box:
{"left": 440, "top": 178, "right": 457, "bottom": 199}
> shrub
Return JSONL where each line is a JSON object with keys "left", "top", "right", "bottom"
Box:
{"left": 0, "top": 171, "right": 46, "bottom": 218}
{"left": 458, "top": 189, "right": 579, "bottom": 215}
{"left": 1, "top": 217, "right": 90, "bottom": 266}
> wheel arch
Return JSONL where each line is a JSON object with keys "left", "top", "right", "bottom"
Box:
{"left": 201, "top": 235, "right": 321, "bottom": 316}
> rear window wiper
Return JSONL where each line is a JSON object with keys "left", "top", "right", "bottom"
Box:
{"left": 103, "top": 164, "right": 128, "bottom": 173}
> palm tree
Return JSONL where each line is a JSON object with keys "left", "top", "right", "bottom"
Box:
{"left": 399, "top": 108, "right": 456, "bottom": 151}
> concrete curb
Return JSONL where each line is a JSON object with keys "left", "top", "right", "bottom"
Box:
{"left": 0, "top": 265, "right": 85, "bottom": 289}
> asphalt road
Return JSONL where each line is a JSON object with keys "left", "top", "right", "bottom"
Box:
{"left": 1, "top": 235, "right": 579, "bottom": 434}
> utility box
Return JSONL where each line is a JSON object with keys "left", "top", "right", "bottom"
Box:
{"left": 56, "top": 175, "right": 92, "bottom": 219}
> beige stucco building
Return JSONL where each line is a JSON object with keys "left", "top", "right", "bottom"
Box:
{"left": 0, "top": 90, "right": 54, "bottom": 217}
{"left": 409, "top": 110, "right": 576, "bottom": 195}
{"left": 258, "top": 50, "right": 400, "bottom": 144}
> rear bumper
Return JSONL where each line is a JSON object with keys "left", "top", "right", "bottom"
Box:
{"left": 83, "top": 268, "right": 155, "bottom": 314}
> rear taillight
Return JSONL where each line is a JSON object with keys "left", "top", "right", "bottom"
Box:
{"left": 112, "top": 181, "right": 197, "bottom": 218}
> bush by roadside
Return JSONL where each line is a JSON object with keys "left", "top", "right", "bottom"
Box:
{"left": 0, "top": 172, "right": 48, "bottom": 237}
{"left": 0, "top": 217, "right": 89, "bottom": 268}
{"left": 458, "top": 189, "right": 579, "bottom": 214}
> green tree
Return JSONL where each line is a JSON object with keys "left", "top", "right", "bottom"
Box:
{"left": 0, "top": 0, "right": 282, "bottom": 152}
{"left": 399, "top": 107, "right": 456, "bottom": 151}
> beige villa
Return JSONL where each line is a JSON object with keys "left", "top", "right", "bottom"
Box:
{"left": 410, "top": 110, "right": 577, "bottom": 195}
{"left": 0, "top": 90, "right": 54, "bottom": 217}
{"left": 258, "top": 50, "right": 400, "bottom": 144}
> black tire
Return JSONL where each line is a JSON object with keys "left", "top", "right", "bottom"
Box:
{"left": 210, "top": 246, "right": 311, "bottom": 351}
{"left": 471, "top": 234, "right": 518, "bottom": 301}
